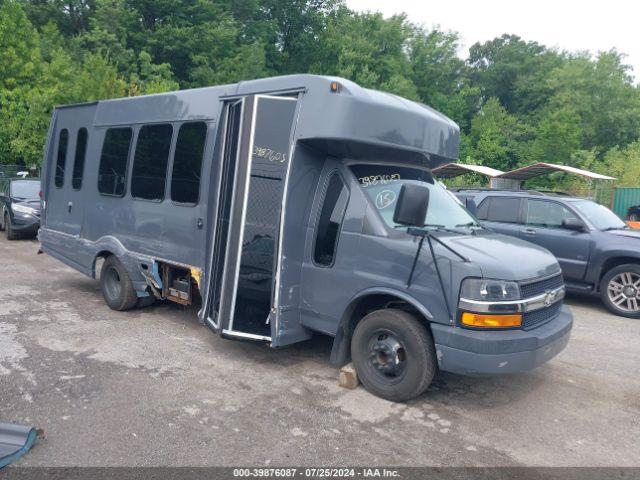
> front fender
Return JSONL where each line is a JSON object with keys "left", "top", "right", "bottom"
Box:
{"left": 329, "top": 287, "right": 435, "bottom": 368}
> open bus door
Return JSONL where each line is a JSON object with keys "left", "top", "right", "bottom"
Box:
{"left": 204, "top": 94, "right": 299, "bottom": 342}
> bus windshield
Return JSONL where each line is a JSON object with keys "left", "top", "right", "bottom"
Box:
{"left": 349, "top": 164, "right": 477, "bottom": 230}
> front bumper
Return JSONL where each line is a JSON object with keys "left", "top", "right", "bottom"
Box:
{"left": 431, "top": 305, "right": 572, "bottom": 375}
{"left": 11, "top": 214, "right": 40, "bottom": 235}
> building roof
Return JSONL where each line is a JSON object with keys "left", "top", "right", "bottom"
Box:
{"left": 431, "top": 162, "right": 505, "bottom": 178}
{"left": 496, "top": 162, "right": 616, "bottom": 181}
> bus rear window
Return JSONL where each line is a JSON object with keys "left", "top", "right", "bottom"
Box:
{"left": 55, "top": 129, "right": 68, "bottom": 188}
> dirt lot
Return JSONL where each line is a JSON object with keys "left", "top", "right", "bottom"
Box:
{"left": 1, "top": 236, "right": 639, "bottom": 467}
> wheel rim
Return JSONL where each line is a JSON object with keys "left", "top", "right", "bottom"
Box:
{"left": 365, "top": 329, "right": 408, "bottom": 384}
{"left": 104, "top": 266, "right": 122, "bottom": 300}
{"left": 607, "top": 272, "right": 640, "bottom": 312}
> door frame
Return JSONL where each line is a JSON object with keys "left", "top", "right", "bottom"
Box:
{"left": 204, "top": 94, "right": 300, "bottom": 342}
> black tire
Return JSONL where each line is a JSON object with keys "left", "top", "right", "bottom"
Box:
{"left": 600, "top": 264, "right": 640, "bottom": 319}
{"left": 0, "top": 213, "right": 4, "bottom": 231}
{"left": 100, "top": 256, "right": 138, "bottom": 311}
{"left": 5, "top": 214, "right": 19, "bottom": 240}
{"left": 136, "top": 295, "right": 156, "bottom": 308}
{"left": 351, "top": 309, "right": 436, "bottom": 402}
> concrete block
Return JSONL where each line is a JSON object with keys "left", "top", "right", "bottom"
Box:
{"left": 338, "top": 363, "right": 359, "bottom": 390}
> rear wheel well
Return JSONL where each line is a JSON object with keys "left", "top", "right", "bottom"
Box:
{"left": 599, "top": 257, "right": 640, "bottom": 285}
{"left": 330, "top": 293, "right": 431, "bottom": 367}
{"left": 93, "top": 250, "right": 114, "bottom": 278}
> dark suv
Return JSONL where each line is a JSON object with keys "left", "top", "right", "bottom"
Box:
{"left": 0, "top": 178, "right": 41, "bottom": 240}
{"left": 454, "top": 189, "right": 640, "bottom": 318}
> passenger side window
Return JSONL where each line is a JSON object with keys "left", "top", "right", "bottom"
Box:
{"left": 526, "top": 200, "right": 579, "bottom": 228}
{"left": 485, "top": 197, "right": 521, "bottom": 223}
{"left": 314, "top": 173, "right": 349, "bottom": 266}
{"left": 171, "top": 122, "right": 207, "bottom": 204}
{"left": 98, "top": 127, "right": 133, "bottom": 197}
{"left": 72, "top": 128, "right": 88, "bottom": 190}
{"left": 131, "top": 124, "right": 173, "bottom": 201}
{"left": 476, "top": 198, "right": 490, "bottom": 220}
{"left": 55, "top": 129, "right": 69, "bottom": 188}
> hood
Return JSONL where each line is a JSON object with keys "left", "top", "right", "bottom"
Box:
{"left": 607, "top": 229, "right": 640, "bottom": 240}
{"left": 443, "top": 231, "right": 561, "bottom": 281}
{"left": 15, "top": 200, "right": 41, "bottom": 214}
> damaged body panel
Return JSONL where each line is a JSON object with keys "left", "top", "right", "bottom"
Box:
{"left": 39, "top": 74, "right": 571, "bottom": 402}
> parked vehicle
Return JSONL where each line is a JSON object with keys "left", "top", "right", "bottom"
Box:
{"left": 39, "top": 75, "right": 572, "bottom": 401}
{"left": 626, "top": 205, "right": 640, "bottom": 229}
{"left": 454, "top": 188, "right": 640, "bottom": 318}
{"left": 0, "top": 178, "right": 41, "bottom": 240}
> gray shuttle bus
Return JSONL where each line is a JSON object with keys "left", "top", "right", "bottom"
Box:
{"left": 39, "top": 75, "right": 572, "bottom": 401}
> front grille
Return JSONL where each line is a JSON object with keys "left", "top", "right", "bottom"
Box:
{"left": 522, "top": 301, "right": 562, "bottom": 330}
{"left": 520, "top": 274, "right": 564, "bottom": 298}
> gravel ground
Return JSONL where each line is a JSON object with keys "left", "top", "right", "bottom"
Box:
{"left": 1, "top": 236, "right": 639, "bottom": 467}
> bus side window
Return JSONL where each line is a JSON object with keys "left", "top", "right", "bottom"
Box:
{"left": 98, "top": 127, "right": 132, "bottom": 197}
{"left": 72, "top": 128, "right": 88, "bottom": 190}
{"left": 171, "top": 122, "right": 207, "bottom": 205}
{"left": 131, "top": 124, "right": 173, "bottom": 201}
{"left": 55, "top": 129, "right": 69, "bottom": 188}
{"left": 314, "top": 173, "right": 349, "bottom": 267}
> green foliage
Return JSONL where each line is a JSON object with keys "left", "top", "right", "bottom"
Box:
{"left": 0, "top": 0, "right": 639, "bottom": 192}
{"left": 0, "top": 0, "right": 41, "bottom": 90}
{"left": 598, "top": 141, "right": 640, "bottom": 187}
{"left": 469, "top": 98, "right": 530, "bottom": 171}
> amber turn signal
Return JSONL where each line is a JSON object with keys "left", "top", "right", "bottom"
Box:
{"left": 461, "top": 312, "right": 522, "bottom": 328}
{"left": 330, "top": 81, "right": 340, "bottom": 92}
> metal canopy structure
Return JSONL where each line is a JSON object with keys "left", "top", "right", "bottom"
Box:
{"left": 495, "top": 162, "right": 616, "bottom": 181}
{"left": 431, "top": 162, "right": 505, "bottom": 179}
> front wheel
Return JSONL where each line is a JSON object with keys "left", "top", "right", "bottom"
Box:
{"left": 5, "top": 214, "right": 18, "bottom": 240}
{"left": 351, "top": 309, "right": 436, "bottom": 402}
{"left": 600, "top": 264, "right": 640, "bottom": 318}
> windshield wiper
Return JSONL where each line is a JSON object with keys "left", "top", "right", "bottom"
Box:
{"left": 455, "top": 222, "right": 480, "bottom": 228}
{"left": 602, "top": 226, "right": 629, "bottom": 231}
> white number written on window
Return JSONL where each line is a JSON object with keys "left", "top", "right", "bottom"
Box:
{"left": 253, "top": 145, "right": 287, "bottom": 163}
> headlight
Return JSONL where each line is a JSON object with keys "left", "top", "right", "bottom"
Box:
{"left": 460, "top": 278, "right": 520, "bottom": 301}
{"left": 13, "top": 204, "right": 37, "bottom": 215}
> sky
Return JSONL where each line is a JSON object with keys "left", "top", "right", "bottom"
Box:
{"left": 345, "top": 0, "right": 640, "bottom": 81}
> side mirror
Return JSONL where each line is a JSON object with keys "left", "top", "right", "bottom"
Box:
{"left": 562, "top": 217, "right": 585, "bottom": 231}
{"left": 393, "top": 184, "right": 430, "bottom": 227}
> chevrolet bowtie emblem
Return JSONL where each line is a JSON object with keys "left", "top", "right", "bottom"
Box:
{"left": 544, "top": 291, "right": 555, "bottom": 307}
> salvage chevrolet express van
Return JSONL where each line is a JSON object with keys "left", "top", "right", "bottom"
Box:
{"left": 39, "top": 75, "right": 572, "bottom": 401}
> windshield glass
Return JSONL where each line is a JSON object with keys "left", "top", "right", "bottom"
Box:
{"left": 11, "top": 180, "right": 40, "bottom": 199}
{"left": 350, "top": 164, "right": 477, "bottom": 230}
{"left": 571, "top": 200, "right": 627, "bottom": 230}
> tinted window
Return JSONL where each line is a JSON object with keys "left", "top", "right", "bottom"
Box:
{"left": 98, "top": 128, "right": 132, "bottom": 196}
{"left": 72, "top": 128, "right": 88, "bottom": 190}
{"left": 131, "top": 124, "right": 173, "bottom": 201}
{"left": 476, "top": 198, "right": 490, "bottom": 220}
{"left": 314, "top": 173, "right": 349, "bottom": 266}
{"left": 55, "top": 129, "right": 68, "bottom": 188}
{"left": 171, "top": 122, "right": 207, "bottom": 204}
{"left": 526, "top": 200, "right": 579, "bottom": 228}
{"left": 485, "top": 197, "right": 521, "bottom": 223}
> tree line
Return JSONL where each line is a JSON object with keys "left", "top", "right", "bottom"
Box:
{"left": 1, "top": 0, "right": 639, "bottom": 189}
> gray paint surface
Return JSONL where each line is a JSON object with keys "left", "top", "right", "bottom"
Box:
{"left": 39, "top": 74, "right": 570, "bottom": 374}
